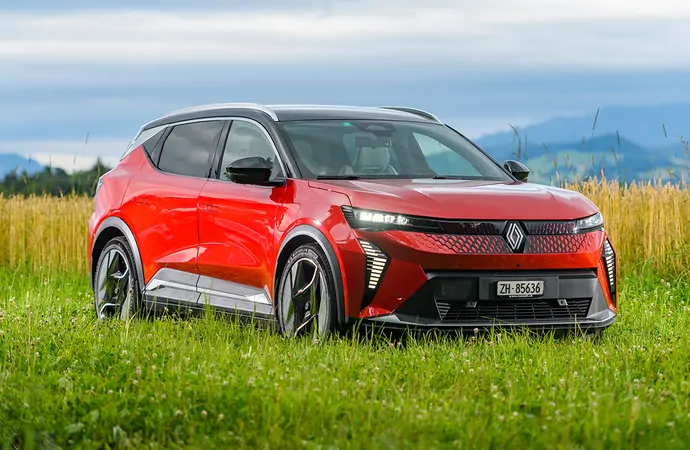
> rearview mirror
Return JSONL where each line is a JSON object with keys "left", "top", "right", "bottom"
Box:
{"left": 226, "top": 157, "right": 285, "bottom": 186}
{"left": 503, "top": 160, "right": 530, "bottom": 181}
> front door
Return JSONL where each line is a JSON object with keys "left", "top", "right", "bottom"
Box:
{"left": 197, "top": 119, "right": 288, "bottom": 316}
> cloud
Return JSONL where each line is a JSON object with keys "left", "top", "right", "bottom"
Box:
{"left": 2, "top": 1, "right": 690, "bottom": 171}
{"left": 1, "top": 1, "right": 690, "bottom": 72}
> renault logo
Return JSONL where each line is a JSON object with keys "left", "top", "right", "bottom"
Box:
{"left": 504, "top": 222, "right": 525, "bottom": 252}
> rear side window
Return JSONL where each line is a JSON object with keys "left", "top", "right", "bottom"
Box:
{"left": 120, "top": 124, "right": 166, "bottom": 161}
{"left": 143, "top": 129, "right": 165, "bottom": 163}
{"left": 158, "top": 121, "right": 224, "bottom": 178}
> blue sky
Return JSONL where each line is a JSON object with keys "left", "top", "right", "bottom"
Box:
{"left": 2, "top": 0, "right": 690, "bottom": 170}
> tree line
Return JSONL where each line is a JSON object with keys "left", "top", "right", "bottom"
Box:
{"left": 0, "top": 160, "right": 111, "bottom": 197}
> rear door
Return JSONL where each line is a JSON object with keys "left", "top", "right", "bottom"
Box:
{"left": 196, "top": 118, "right": 288, "bottom": 315}
{"left": 121, "top": 119, "right": 224, "bottom": 305}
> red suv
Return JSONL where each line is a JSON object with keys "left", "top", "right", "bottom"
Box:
{"left": 88, "top": 103, "right": 618, "bottom": 337}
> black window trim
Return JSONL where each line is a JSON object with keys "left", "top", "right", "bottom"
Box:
{"left": 146, "top": 117, "right": 226, "bottom": 181}
{"left": 135, "top": 116, "right": 299, "bottom": 182}
{"left": 208, "top": 117, "right": 289, "bottom": 185}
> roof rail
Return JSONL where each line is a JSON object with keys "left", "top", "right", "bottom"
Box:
{"left": 378, "top": 106, "right": 442, "bottom": 123}
{"left": 162, "top": 103, "right": 279, "bottom": 121}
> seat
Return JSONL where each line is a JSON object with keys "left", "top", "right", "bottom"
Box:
{"left": 349, "top": 146, "right": 398, "bottom": 175}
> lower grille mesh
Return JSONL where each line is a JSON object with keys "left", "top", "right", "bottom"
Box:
{"left": 436, "top": 298, "right": 591, "bottom": 323}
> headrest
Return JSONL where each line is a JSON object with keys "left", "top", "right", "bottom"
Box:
{"left": 355, "top": 146, "right": 390, "bottom": 171}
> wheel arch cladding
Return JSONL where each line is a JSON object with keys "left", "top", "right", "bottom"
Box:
{"left": 275, "top": 225, "right": 347, "bottom": 327}
{"left": 91, "top": 217, "right": 145, "bottom": 293}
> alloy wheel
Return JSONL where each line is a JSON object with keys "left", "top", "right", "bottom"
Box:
{"left": 95, "top": 247, "right": 133, "bottom": 320}
{"left": 280, "top": 257, "right": 330, "bottom": 338}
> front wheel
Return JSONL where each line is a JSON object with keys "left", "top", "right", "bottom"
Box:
{"left": 93, "top": 236, "right": 142, "bottom": 320}
{"left": 276, "top": 243, "right": 338, "bottom": 339}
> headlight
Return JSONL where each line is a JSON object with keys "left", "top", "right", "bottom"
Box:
{"left": 573, "top": 212, "right": 604, "bottom": 233}
{"left": 341, "top": 206, "right": 604, "bottom": 234}
{"left": 341, "top": 206, "right": 441, "bottom": 232}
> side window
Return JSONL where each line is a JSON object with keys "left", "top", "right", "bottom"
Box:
{"left": 218, "top": 121, "right": 284, "bottom": 180}
{"left": 413, "top": 132, "right": 482, "bottom": 176}
{"left": 158, "top": 121, "right": 224, "bottom": 178}
{"left": 143, "top": 129, "right": 165, "bottom": 164}
{"left": 121, "top": 125, "right": 165, "bottom": 161}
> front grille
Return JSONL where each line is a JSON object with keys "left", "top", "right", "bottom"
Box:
{"left": 524, "top": 233, "right": 599, "bottom": 254}
{"left": 401, "top": 232, "right": 599, "bottom": 255}
{"left": 413, "top": 234, "right": 513, "bottom": 254}
{"left": 436, "top": 298, "right": 591, "bottom": 323}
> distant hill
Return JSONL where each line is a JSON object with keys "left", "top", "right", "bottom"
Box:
{"left": 473, "top": 104, "right": 690, "bottom": 184}
{"left": 519, "top": 136, "right": 677, "bottom": 183}
{"left": 478, "top": 133, "right": 690, "bottom": 184}
{"left": 474, "top": 103, "right": 690, "bottom": 150}
{"left": 0, "top": 154, "right": 43, "bottom": 178}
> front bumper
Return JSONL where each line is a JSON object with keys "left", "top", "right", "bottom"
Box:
{"left": 363, "top": 313, "right": 617, "bottom": 333}
{"left": 337, "top": 220, "right": 618, "bottom": 332}
{"left": 362, "top": 269, "right": 617, "bottom": 332}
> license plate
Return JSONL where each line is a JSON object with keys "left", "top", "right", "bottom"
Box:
{"left": 497, "top": 280, "right": 544, "bottom": 298}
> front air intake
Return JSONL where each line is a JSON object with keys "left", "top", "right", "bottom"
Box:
{"left": 358, "top": 240, "right": 389, "bottom": 308}
{"left": 602, "top": 239, "right": 617, "bottom": 306}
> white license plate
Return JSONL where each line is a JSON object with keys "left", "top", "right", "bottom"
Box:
{"left": 497, "top": 280, "right": 544, "bottom": 298}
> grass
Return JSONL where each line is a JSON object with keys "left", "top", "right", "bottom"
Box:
{"left": 1, "top": 183, "right": 690, "bottom": 448}
{"left": 0, "top": 271, "right": 689, "bottom": 448}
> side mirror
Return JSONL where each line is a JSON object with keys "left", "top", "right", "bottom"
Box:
{"left": 503, "top": 160, "right": 530, "bottom": 181}
{"left": 226, "top": 157, "right": 285, "bottom": 186}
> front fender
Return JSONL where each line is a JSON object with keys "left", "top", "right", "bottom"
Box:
{"left": 275, "top": 224, "right": 348, "bottom": 327}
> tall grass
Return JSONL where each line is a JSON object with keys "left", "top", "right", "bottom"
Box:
{"left": 570, "top": 179, "right": 690, "bottom": 277}
{"left": 0, "top": 179, "right": 689, "bottom": 277}
{"left": 0, "top": 194, "right": 92, "bottom": 274}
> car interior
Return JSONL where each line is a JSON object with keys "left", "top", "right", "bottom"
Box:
{"left": 285, "top": 128, "right": 435, "bottom": 178}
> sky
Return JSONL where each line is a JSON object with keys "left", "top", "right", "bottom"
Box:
{"left": 2, "top": 0, "right": 690, "bottom": 171}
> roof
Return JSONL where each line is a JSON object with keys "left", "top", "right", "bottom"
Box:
{"left": 140, "top": 103, "right": 442, "bottom": 131}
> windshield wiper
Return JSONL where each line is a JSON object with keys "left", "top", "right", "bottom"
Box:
{"left": 316, "top": 175, "right": 362, "bottom": 180}
{"left": 431, "top": 175, "right": 469, "bottom": 180}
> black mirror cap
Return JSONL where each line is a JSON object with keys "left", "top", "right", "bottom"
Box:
{"left": 503, "top": 160, "right": 530, "bottom": 181}
{"left": 226, "top": 157, "right": 286, "bottom": 186}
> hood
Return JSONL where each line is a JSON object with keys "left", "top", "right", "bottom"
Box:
{"left": 308, "top": 179, "right": 599, "bottom": 221}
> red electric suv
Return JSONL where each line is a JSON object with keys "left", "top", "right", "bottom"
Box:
{"left": 88, "top": 103, "right": 618, "bottom": 337}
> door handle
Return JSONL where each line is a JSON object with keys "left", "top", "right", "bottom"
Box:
{"left": 200, "top": 204, "right": 219, "bottom": 214}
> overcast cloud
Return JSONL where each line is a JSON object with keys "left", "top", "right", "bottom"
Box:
{"left": 0, "top": 0, "right": 688, "bottom": 170}
{"left": 2, "top": 1, "right": 690, "bottom": 69}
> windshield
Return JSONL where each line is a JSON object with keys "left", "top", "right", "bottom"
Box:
{"left": 277, "top": 120, "right": 511, "bottom": 181}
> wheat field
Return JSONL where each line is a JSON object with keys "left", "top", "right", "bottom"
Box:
{"left": 0, "top": 179, "right": 689, "bottom": 276}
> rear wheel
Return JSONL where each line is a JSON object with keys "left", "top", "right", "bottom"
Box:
{"left": 276, "top": 243, "right": 338, "bottom": 339}
{"left": 94, "top": 236, "right": 142, "bottom": 320}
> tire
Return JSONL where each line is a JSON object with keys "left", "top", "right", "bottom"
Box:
{"left": 276, "top": 243, "right": 339, "bottom": 339}
{"left": 93, "top": 236, "right": 142, "bottom": 320}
